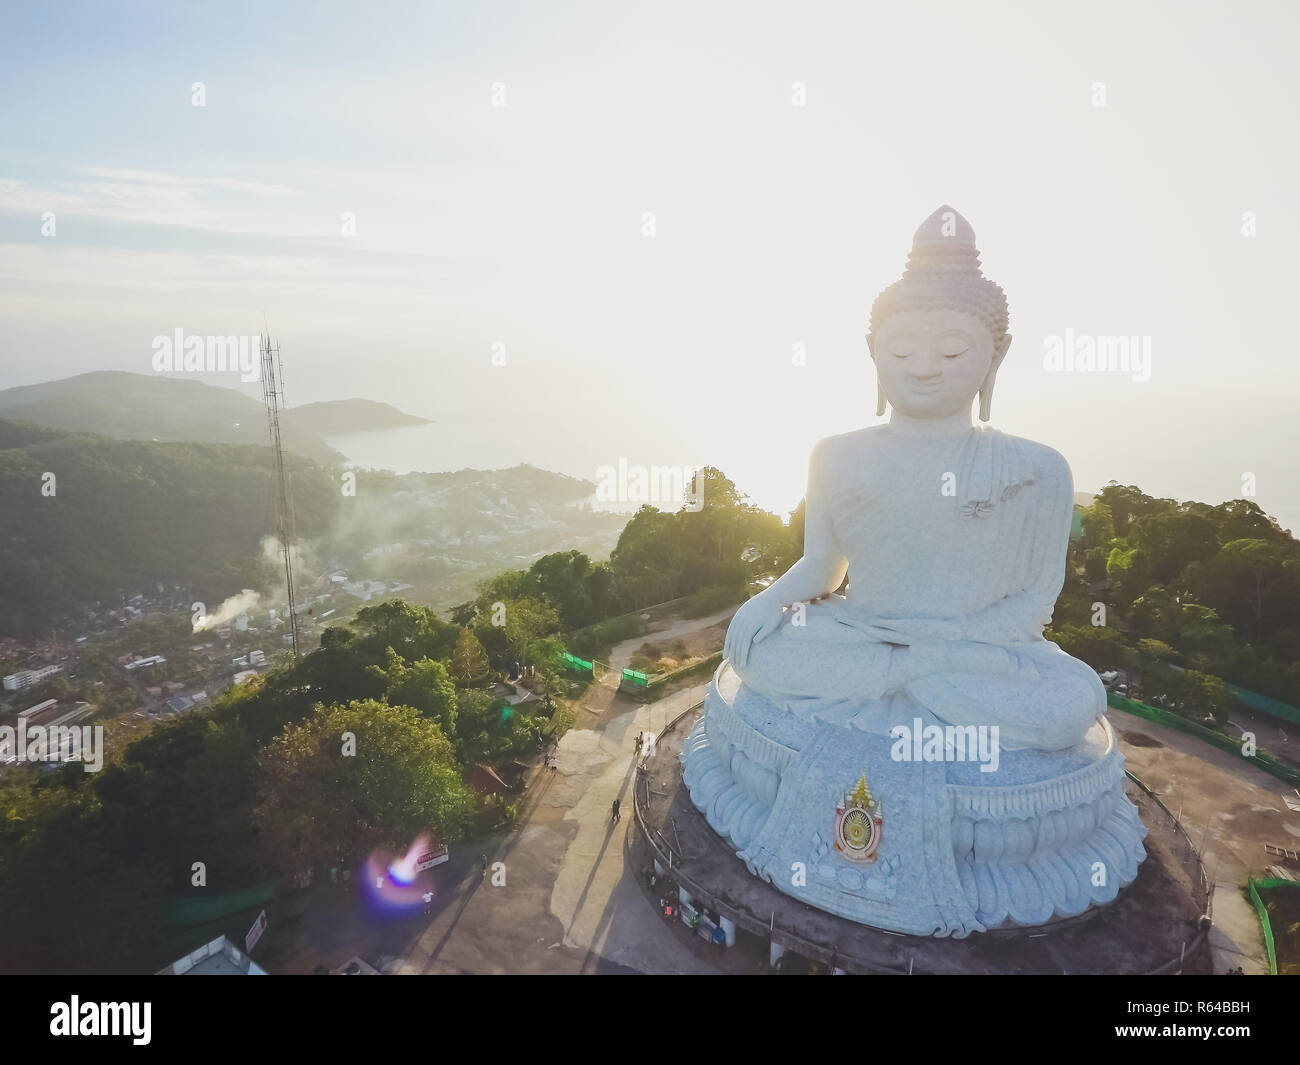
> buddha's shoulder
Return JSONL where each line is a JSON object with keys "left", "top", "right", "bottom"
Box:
{"left": 809, "top": 426, "right": 890, "bottom": 471}
{"left": 986, "top": 430, "right": 1074, "bottom": 486}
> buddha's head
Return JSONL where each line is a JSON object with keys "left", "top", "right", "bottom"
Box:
{"left": 867, "top": 206, "right": 1011, "bottom": 421}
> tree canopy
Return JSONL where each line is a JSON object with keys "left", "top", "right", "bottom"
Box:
{"left": 1054, "top": 483, "right": 1300, "bottom": 715}
{"left": 253, "top": 699, "right": 476, "bottom": 875}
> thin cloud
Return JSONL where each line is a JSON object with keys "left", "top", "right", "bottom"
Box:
{"left": 0, "top": 169, "right": 298, "bottom": 233}
{"left": 77, "top": 168, "right": 296, "bottom": 198}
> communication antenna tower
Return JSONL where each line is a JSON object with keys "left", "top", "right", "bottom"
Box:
{"left": 260, "top": 332, "right": 300, "bottom": 657}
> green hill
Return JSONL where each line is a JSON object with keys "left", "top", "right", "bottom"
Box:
{"left": 0, "top": 419, "right": 340, "bottom": 635}
{"left": 0, "top": 372, "right": 424, "bottom": 465}
{"left": 285, "top": 398, "right": 430, "bottom": 436}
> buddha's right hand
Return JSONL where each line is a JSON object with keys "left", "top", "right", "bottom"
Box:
{"left": 724, "top": 593, "right": 787, "bottom": 668}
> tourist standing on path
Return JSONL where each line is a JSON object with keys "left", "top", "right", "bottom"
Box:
{"left": 611, "top": 798, "right": 621, "bottom": 824}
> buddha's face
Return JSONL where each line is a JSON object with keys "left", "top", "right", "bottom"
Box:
{"left": 868, "top": 309, "right": 1009, "bottom": 419}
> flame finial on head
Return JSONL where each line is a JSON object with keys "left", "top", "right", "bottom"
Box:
{"left": 910, "top": 204, "right": 977, "bottom": 249}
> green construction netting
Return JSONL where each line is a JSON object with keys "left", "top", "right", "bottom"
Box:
{"left": 556, "top": 651, "right": 594, "bottom": 674}
{"left": 1248, "top": 878, "right": 1300, "bottom": 976}
{"left": 1225, "top": 683, "right": 1300, "bottom": 727}
{"left": 1107, "top": 694, "right": 1300, "bottom": 786}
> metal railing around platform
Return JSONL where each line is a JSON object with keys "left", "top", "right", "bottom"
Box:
{"left": 1122, "top": 769, "right": 1214, "bottom": 974}
{"left": 633, "top": 700, "right": 700, "bottom": 869}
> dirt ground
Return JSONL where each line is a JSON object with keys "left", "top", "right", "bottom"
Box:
{"left": 626, "top": 621, "right": 727, "bottom": 672}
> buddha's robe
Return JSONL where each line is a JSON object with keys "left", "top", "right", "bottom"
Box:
{"left": 731, "top": 424, "right": 1105, "bottom": 751}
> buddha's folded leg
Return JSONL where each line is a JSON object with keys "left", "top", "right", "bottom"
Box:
{"left": 902, "top": 643, "right": 1105, "bottom": 751}
{"left": 732, "top": 608, "right": 893, "bottom": 702}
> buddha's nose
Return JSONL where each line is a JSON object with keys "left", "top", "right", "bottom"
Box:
{"left": 911, "top": 350, "right": 943, "bottom": 377}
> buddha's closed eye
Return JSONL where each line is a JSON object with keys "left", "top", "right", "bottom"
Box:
{"left": 938, "top": 333, "right": 970, "bottom": 358}
{"left": 887, "top": 332, "right": 916, "bottom": 358}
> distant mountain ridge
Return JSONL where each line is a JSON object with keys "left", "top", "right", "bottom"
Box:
{"left": 288, "top": 398, "right": 430, "bottom": 436}
{"left": 0, "top": 371, "right": 428, "bottom": 465}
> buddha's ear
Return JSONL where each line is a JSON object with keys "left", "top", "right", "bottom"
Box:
{"left": 866, "top": 334, "right": 888, "bottom": 415}
{"left": 993, "top": 332, "right": 1012, "bottom": 367}
{"left": 978, "top": 371, "right": 997, "bottom": 421}
{"left": 979, "top": 334, "right": 1010, "bottom": 421}
{"left": 867, "top": 333, "right": 887, "bottom": 415}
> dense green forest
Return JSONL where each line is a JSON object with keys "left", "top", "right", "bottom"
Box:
{"left": 0, "top": 419, "right": 339, "bottom": 634}
{"left": 0, "top": 419, "right": 617, "bottom": 638}
{"left": 0, "top": 600, "right": 556, "bottom": 973}
{"left": 457, "top": 467, "right": 796, "bottom": 628}
{"left": 1048, "top": 485, "right": 1300, "bottom": 717}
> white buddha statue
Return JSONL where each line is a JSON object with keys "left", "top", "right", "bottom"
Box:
{"left": 682, "top": 207, "right": 1145, "bottom": 937}
{"left": 723, "top": 205, "right": 1105, "bottom": 752}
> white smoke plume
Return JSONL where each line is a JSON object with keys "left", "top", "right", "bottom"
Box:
{"left": 194, "top": 588, "right": 261, "bottom": 633}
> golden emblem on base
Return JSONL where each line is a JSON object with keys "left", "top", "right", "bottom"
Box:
{"left": 834, "top": 773, "right": 883, "bottom": 863}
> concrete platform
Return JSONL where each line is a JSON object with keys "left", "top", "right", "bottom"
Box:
{"left": 635, "top": 705, "right": 1214, "bottom": 974}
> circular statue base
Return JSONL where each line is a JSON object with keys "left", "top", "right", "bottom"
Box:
{"left": 635, "top": 702, "right": 1212, "bottom": 974}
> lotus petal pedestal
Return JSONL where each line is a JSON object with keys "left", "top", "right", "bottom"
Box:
{"left": 681, "top": 663, "right": 1147, "bottom": 937}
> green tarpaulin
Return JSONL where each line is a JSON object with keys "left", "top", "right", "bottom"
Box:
{"left": 166, "top": 879, "right": 276, "bottom": 929}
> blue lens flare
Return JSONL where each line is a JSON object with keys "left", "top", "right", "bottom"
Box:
{"left": 363, "top": 836, "right": 435, "bottom": 913}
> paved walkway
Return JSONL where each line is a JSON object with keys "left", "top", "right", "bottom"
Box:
{"left": 396, "top": 683, "right": 713, "bottom": 974}
{"left": 1111, "top": 710, "right": 1296, "bottom": 974}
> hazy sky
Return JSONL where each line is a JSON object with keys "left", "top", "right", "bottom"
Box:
{"left": 2, "top": 1, "right": 1298, "bottom": 530}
